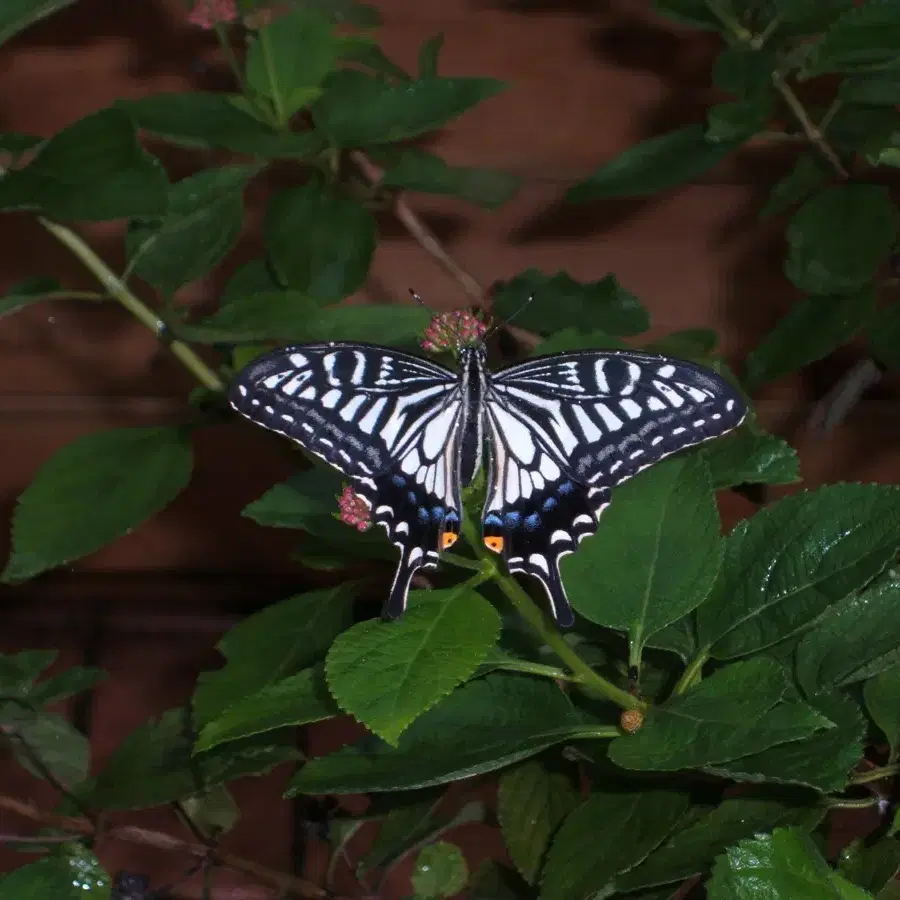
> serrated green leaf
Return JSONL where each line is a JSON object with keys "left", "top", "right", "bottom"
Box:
{"left": 0, "top": 845, "right": 111, "bottom": 899}
{"left": 563, "top": 456, "right": 723, "bottom": 660}
{"left": 336, "top": 35, "right": 409, "bottom": 80}
{"left": 713, "top": 46, "right": 776, "bottom": 96}
{"left": 196, "top": 665, "right": 339, "bottom": 751}
{"left": 0, "top": 275, "right": 61, "bottom": 320}
{"left": 0, "top": 108, "right": 167, "bottom": 220}
{"left": 497, "top": 761, "right": 579, "bottom": 885}
{"left": 840, "top": 72, "right": 900, "bottom": 105}
{"left": 868, "top": 303, "right": 900, "bottom": 370}
{"left": 287, "top": 673, "right": 596, "bottom": 795}
{"left": 357, "top": 795, "right": 439, "bottom": 875}
{"left": 2, "top": 426, "right": 193, "bottom": 583}
{"left": 326, "top": 589, "right": 501, "bottom": 745}
{"left": 470, "top": 861, "right": 527, "bottom": 900}
{"left": 608, "top": 657, "right": 832, "bottom": 771}
{"left": 193, "top": 583, "right": 356, "bottom": 725}
{"left": 696, "top": 484, "right": 900, "bottom": 660}
{"left": 493, "top": 269, "right": 650, "bottom": 336}
{"left": 706, "top": 96, "right": 774, "bottom": 143}
{"left": 803, "top": 3, "right": 900, "bottom": 78}
{"left": 530, "top": 328, "right": 627, "bottom": 355}
{"left": 645, "top": 619, "right": 696, "bottom": 662}
{"left": 245, "top": 9, "right": 338, "bottom": 123}
{"left": 412, "top": 843, "right": 468, "bottom": 899}
{"left": 126, "top": 165, "right": 257, "bottom": 294}
{"left": 702, "top": 430, "right": 800, "bottom": 489}
{"left": 265, "top": 175, "right": 375, "bottom": 301}
{"left": 119, "top": 92, "right": 324, "bottom": 157}
{"left": 25, "top": 665, "right": 105, "bottom": 707}
{"left": 864, "top": 664, "right": 900, "bottom": 757}
{"left": 540, "top": 789, "right": 689, "bottom": 900}
{"left": 744, "top": 289, "right": 876, "bottom": 389}
{"left": 785, "top": 185, "right": 897, "bottom": 295}
{"left": 175, "top": 290, "right": 322, "bottom": 343}
{"left": 565, "top": 124, "right": 739, "bottom": 201}
{"left": 641, "top": 327, "right": 718, "bottom": 362}
{"left": 0, "top": 0, "right": 78, "bottom": 48}
{"left": 796, "top": 580, "right": 900, "bottom": 695}
{"left": 708, "top": 827, "right": 875, "bottom": 899}
{"left": 0, "top": 650, "right": 57, "bottom": 690}
{"left": 0, "top": 709, "right": 89, "bottom": 788}
{"left": 616, "top": 797, "right": 823, "bottom": 893}
{"left": 311, "top": 69, "right": 505, "bottom": 146}
{"left": 180, "top": 783, "right": 239, "bottom": 837}
{"left": 764, "top": 0, "right": 855, "bottom": 35}
{"left": 0, "top": 132, "right": 42, "bottom": 155}
{"left": 827, "top": 103, "right": 899, "bottom": 157}
{"left": 379, "top": 148, "right": 521, "bottom": 209}
{"left": 840, "top": 839, "right": 900, "bottom": 895}
{"left": 652, "top": 0, "right": 724, "bottom": 29}
{"left": 297, "top": 302, "right": 433, "bottom": 345}
{"left": 760, "top": 154, "right": 829, "bottom": 218}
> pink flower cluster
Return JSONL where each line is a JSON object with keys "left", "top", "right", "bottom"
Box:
{"left": 420, "top": 310, "right": 489, "bottom": 354}
{"left": 188, "top": 0, "right": 239, "bottom": 28}
{"left": 337, "top": 486, "right": 371, "bottom": 532}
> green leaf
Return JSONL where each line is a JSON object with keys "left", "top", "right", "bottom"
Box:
{"left": 336, "top": 35, "right": 410, "bottom": 81}
{"left": 379, "top": 148, "right": 521, "bottom": 209}
{"left": 608, "top": 657, "right": 832, "bottom": 771}
{"left": 840, "top": 72, "right": 900, "bottom": 105}
{"left": 868, "top": 303, "right": 900, "bottom": 370}
{"left": 796, "top": 579, "right": 900, "bottom": 694}
{"left": 493, "top": 269, "right": 650, "bottom": 336}
{"left": 744, "top": 289, "right": 876, "bottom": 388}
{"left": 0, "top": 709, "right": 89, "bottom": 788}
{"left": 120, "top": 92, "right": 323, "bottom": 157}
{"left": 2, "top": 426, "right": 193, "bottom": 583}
{"left": 652, "top": 0, "right": 723, "bottom": 30}
{"left": 702, "top": 430, "right": 800, "bottom": 489}
{"left": 196, "top": 665, "right": 338, "bottom": 750}
{"left": 840, "top": 839, "right": 900, "bottom": 895}
{"left": 311, "top": 69, "right": 505, "bottom": 146}
{"left": 86, "top": 708, "right": 298, "bottom": 809}
{"left": 540, "top": 789, "right": 689, "bottom": 900}
{"left": 0, "top": 845, "right": 110, "bottom": 899}
{"left": 641, "top": 327, "right": 719, "bottom": 362}
{"left": 565, "top": 124, "right": 740, "bottom": 201}
{"left": 531, "top": 328, "right": 627, "bottom": 355}
{"left": 616, "top": 797, "right": 823, "bottom": 893}
{"left": 265, "top": 176, "right": 375, "bottom": 300}
{"left": 707, "top": 827, "right": 875, "bottom": 899}
{"left": 497, "top": 761, "right": 579, "bottom": 885}
{"left": 412, "top": 843, "right": 468, "bottom": 899}
{"left": 802, "top": 3, "right": 900, "bottom": 78}
{"left": 0, "top": 650, "right": 57, "bottom": 690}
{"left": 696, "top": 484, "right": 900, "bottom": 660}
{"left": 470, "top": 862, "right": 527, "bottom": 900}
{"left": 864, "top": 664, "right": 900, "bottom": 753}
{"left": 180, "top": 783, "right": 239, "bottom": 837}
{"left": 357, "top": 794, "right": 441, "bottom": 875}
{"left": 713, "top": 46, "right": 776, "bottom": 97}
{"left": 286, "top": 673, "right": 593, "bottom": 794}
{"left": 245, "top": 9, "right": 338, "bottom": 122}
{"left": 193, "top": 583, "right": 356, "bottom": 725}
{"left": 0, "top": 108, "right": 167, "bottom": 220}
{"left": 126, "top": 165, "right": 257, "bottom": 294}
{"left": 563, "top": 456, "right": 723, "bottom": 660}
{"left": 0, "top": 275, "right": 61, "bottom": 321}
{"left": 704, "top": 694, "right": 866, "bottom": 792}
{"left": 706, "top": 96, "right": 774, "bottom": 143}
{"left": 0, "top": 0, "right": 78, "bottom": 48}
{"left": 326, "top": 588, "right": 501, "bottom": 745}
{"left": 418, "top": 32, "right": 444, "bottom": 78}
{"left": 26, "top": 665, "right": 106, "bottom": 707}
{"left": 0, "top": 132, "right": 42, "bottom": 155}
{"left": 785, "top": 186, "right": 897, "bottom": 295}
{"left": 257, "top": 0, "right": 380, "bottom": 26}
{"left": 760, "top": 154, "right": 829, "bottom": 218}
{"left": 302, "top": 302, "right": 433, "bottom": 345}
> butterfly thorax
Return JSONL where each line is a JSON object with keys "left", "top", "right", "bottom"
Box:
{"left": 457, "top": 345, "right": 487, "bottom": 488}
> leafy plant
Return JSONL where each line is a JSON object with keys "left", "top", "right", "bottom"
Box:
{"left": 0, "top": 0, "right": 899, "bottom": 898}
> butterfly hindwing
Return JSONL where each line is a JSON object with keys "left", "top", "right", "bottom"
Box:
{"left": 229, "top": 342, "right": 464, "bottom": 616}
{"left": 483, "top": 350, "right": 747, "bottom": 624}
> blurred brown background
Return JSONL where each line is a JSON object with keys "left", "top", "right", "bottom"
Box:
{"left": 0, "top": 0, "right": 896, "bottom": 896}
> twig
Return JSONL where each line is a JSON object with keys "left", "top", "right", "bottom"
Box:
{"left": 805, "top": 358, "right": 884, "bottom": 437}
{"left": 0, "top": 833, "right": 83, "bottom": 844}
{"left": 0, "top": 794, "right": 337, "bottom": 900}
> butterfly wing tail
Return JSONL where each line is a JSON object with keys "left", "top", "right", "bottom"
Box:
{"left": 382, "top": 546, "right": 438, "bottom": 619}
{"left": 508, "top": 555, "right": 575, "bottom": 628}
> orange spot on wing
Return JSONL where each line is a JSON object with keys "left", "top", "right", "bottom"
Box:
{"left": 441, "top": 532, "right": 458, "bottom": 550}
{"left": 484, "top": 536, "right": 504, "bottom": 553}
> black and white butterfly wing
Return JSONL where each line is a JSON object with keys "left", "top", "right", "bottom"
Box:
{"left": 482, "top": 350, "right": 747, "bottom": 626}
{"left": 229, "top": 343, "right": 465, "bottom": 617}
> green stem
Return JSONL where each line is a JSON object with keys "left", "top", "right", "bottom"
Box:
{"left": 498, "top": 660, "right": 581, "bottom": 683}
{"left": 825, "top": 796, "right": 879, "bottom": 810}
{"left": 440, "top": 551, "right": 484, "bottom": 572}
{"left": 38, "top": 217, "right": 225, "bottom": 392}
{"left": 849, "top": 763, "right": 900, "bottom": 786}
{"left": 460, "top": 516, "right": 645, "bottom": 711}
{"left": 704, "top": 0, "right": 753, "bottom": 42}
{"left": 259, "top": 27, "right": 286, "bottom": 127}
{"left": 213, "top": 23, "right": 247, "bottom": 93}
{"left": 672, "top": 649, "right": 709, "bottom": 696}
{"left": 43, "top": 290, "right": 107, "bottom": 302}
{"left": 564, "top": 725, "right": 623, "bottom": 741}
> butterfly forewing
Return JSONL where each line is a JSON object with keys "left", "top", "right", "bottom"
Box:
{"left": 229, "top": 343, "right": 465, "bottom": 615}
{"left": 482, "top": 350, "right": 746, "bottom": 624}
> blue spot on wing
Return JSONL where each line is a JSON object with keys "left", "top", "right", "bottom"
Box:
{"left": 417, "top": 507, "right": 430, "bottom": 523}
{"left": 485, "top": 513, "right": 503, "bottom": 527}
{"left": 558, "top": 481, "right": 575, "bottom": 496}
{"left": 407, "top": 491, "right": 417, "bottom": 504}
{"left": 524, "top": 513, "right": 541, "bottom": 530}
{"left": 392, "top": 474, "right": 406, "bottom": 487}
{"left": 504, "top": 511, "right": 522, "bottom": 528}
{"left": 431, "top": 506, "right": 445, "bottom": 522}
{"left": 542, "top": 497, "right": 558, "bottom": 512}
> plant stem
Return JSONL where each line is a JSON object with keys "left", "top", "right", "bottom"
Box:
{"left": 440, "top": 551, "right": 485, "bottom": 572}
{"left": 213, "top": 23, "right": 247, "bottom": 93}
{"left": 459, "top": 516, "right": 645, "bottom": 711}
{"left": 259, "top": 27, "right": 286, "bottom": 127}
{"left": 850, "top": 763, "right": 900, "bottom": 786}
{"left": 825, "top": 796, "right": 879, "bottom": 810}
{"left": 672, "top": 649, "right": 709, "bottom": 696}
{"left": 38, "top": 217, "right": 225, "bottom": 392}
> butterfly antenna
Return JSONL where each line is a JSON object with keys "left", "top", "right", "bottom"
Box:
{"left": 484, "top": 293, "right": 534, "bottom": 340}
{"left": 409, "top": 288, "right": 430, "bottom": 310}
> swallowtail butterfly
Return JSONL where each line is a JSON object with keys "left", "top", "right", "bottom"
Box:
{"left": 230, "top": 331, "right": 746, "bottom": 627}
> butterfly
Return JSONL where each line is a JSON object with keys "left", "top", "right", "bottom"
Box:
{"left": 229, "top": 331, "right": 746, "bottom": 627}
